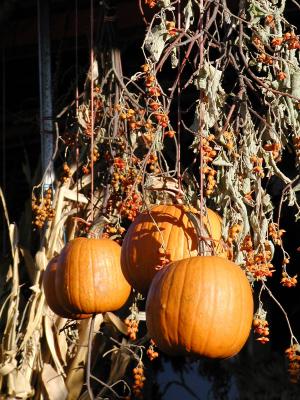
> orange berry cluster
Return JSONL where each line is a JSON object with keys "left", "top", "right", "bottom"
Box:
{"left": 281, "top": 272, "right": 298, "bottom": 288}
{"left": 263, "top": 142, "right": 282, "bottom": 160}
{"left": 143, "top": 70, "right": 162, "bottom": 98}
{"left": 132, "top": 364, "right": 146, "bottom": 399}
{"left": 241, "top": 236, "right": 275, "bottom": 279}
{"left": 164, "top": 130, "right": 175, "bottom": 139}
{"left": 265, "top": 15, "right": 275, "bottom": 28}
{"left": 252, "top": 35, "right": 265, "bottom": 52}
{"left": 60, "top": 162, "right": 72, "bottom": 183}
{"left": 83, "top": 120, "right": 93, "bottom": 137}
{"left": 153, "top": 112, "right": 169, "bottom": 128}
{"left": 104, "top": 224, "right": 126, "bottom": 239}
{"left": 257, "top": 52, "right": 273, "bottom": 65}
{"left": 81, "top": 148, "right": 100, "bottom": 175}
{"left": 268, "top": 223, "right": 285, "bottom": 246}
{"left": 253, "top": 317, "right": 270, "bottom": 344}
{"left": 32, "top": 188, "right": 55, "bottom": 229}
{"left": 202, "top": 166, "right": 217, "bottom": 197}
{"left": 147, "top": 154, "right": 160, "bottom": 174}
{"left": 82, "top": 165, "right": 90, "bottom": 175}
{"left": 247, "top": 252, "right": 274, "bottom": 279}
{"left": 166, "top": 21, "right": 177, "bottom": 36}
{"left": 250, "top": 156, "right": 264, "bottom": 178}
{"left": 61, "top": 129, "right": 76, "bottom": 147}
{"left": 285, "top": 344, "right": 300, "bottom": 383}
{"left": 223, "top": 130, "right": 236, "bottom": 152}
{"left": 119, "top": 192, "right": 143, "bottom": 221}
{"left": 147, "top": 339, "right": 159, "bottom": 361}
{"left": 125, "top": 318, "right": 139, "bottom": 341}
{"left": 227, "top": 224, "right": 242, "bottom": 245}
{"left": 243, "top": 190, "right": 254, "bottom": 204}
{"left": 226, "top": 224, "right": 242, "bottom": 260}
{"left": 120, "top": 107, "right": 146, "bottom": 133}
{"left": 202, "top": 135, "right": 217, "bottom": 163}
{"left": 271, "top": 32, "right": 300, "bottom": 50}
{"left": 277, "top": 71, "right": 287, "bottom": 81}
{"left": 201, "top": 135, "right": 217, "bottom": 197}
{"left": 293, "top": 137, "right": 300, "bottom": 162}
{"left": 142, "top": 121, "right": 156, "bottom": 148}
{"left": 108, "top": 156, "right": 143, "bottom": 221}
{"left": 155, "top": 247, "right": 171, "bottom": 270}
{"left": 145, "top": 0, "right": 157, "bottom": 8}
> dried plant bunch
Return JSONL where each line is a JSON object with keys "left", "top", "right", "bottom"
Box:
{"left": 1, "top": 0, "right": 300, "bottom": 398}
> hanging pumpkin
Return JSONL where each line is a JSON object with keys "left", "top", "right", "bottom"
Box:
{"left": 43, "top": 256, "right": 91, "bottom": 319}
{"left": 121, "top": 204, "right": 226, "bottom": 294}
{"left": 146, "top": 256, "right": 253, "bottom": 358}
{"left": 55, "top": 237, "right": 131, "bottom": 314}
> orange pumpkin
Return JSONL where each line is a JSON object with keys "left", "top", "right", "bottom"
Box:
{"left": 146, "top": 256, "right": 253, "bottom": 358}
{"left": 43, "top": 257, "right": 91, "bottom": 319}
{"left": 55, "top": 237, "right": 131, "bottom": 314}
{"left": 121, "top": 204, "right": 226, "bottom": 294}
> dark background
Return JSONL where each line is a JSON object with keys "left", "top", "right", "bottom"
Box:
{"left": 1, "top": 1, "right": 300, "bottom": 398}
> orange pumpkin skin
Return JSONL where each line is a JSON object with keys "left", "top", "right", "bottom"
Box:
{"left": 146, "top": 256, "right": 254, "bottom": 358}
{"left": 43, "top": 257, "right": 91, "bottom": 319}
{"left": 55, "top": 237, "right": 131, "bottom": 314}
{"left": 121, "top": 204, "right": 226, "bottom": 294}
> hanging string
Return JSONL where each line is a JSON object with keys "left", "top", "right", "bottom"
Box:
{"left": 2, "top": 46, "right": 7, "bottom": 254}
{"left": 199, "top": 0, "right": 205, "bottom": 253}
{"left": 90, "top": 0, "right": 95, "bottom": 222}
{"left": 75, "top": 0, "right": 79, "bottom": 217}
{"left": 177, "top": 0, "right": 182, "bottom": 196}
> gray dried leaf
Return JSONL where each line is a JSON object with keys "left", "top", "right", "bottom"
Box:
{"left": 184, "top": 0, "right": 194, "bottom": 31}
{"left": 193, "top": 62, "right": 225, "bottom": 127}
{"left": 158, "top": 0, "right": 172, "bottom": 8}
{"left": 291, "top": 71, "right": 300, "bottom": 98}
{"left": 212, "top": 150, "right": 233, "bottom": 167}
{"left": 171, "top": 48, "right": 179, "bottom": 68}
{"left": 145, "top": 23, "right": 167, "bottom": 62}
{"left": 87, "top": 59, "right": 99, "bottom": 83}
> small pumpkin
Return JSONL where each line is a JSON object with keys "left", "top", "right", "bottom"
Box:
{"left": 146, "top": 256, "right": 253, "bottom": 358}
{"left": 55, "top": 237, "right": 131, "bottom": 314}
{"left": 121, "top": 204, "right": 226, "bottom": 294}
{"left": 43, "top": 257, "right": 90, "bottom": 319}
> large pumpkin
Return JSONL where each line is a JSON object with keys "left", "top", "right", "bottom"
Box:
{"left": 121, "top": 204, "right": 226, "bottom": 294}
{"left": 146, "top": 256, "right": 253, "bottom": 358}
{"left": 55, "top": 237, "right": 131, "bottom": 314}
{"left": 43, "top": 257, "right": 91, "bottom": 319}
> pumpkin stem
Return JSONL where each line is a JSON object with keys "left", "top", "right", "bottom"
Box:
{"left": 186, "top": 210, "right": 216, "bottom": 256}
{"left": 87, "top": 215, "right": 110, "bottom": 238}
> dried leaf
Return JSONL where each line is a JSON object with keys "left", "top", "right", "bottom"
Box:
{"left": 66, "top": 315, "right": 103, "bottom": 400}
{"left": 87, "top": 59, "right": 99, "bottom": 83}
{"left": 63, "top": 188, "right": 88, "bottom": 204}
{"left": 35, "top": 247, "right": 48, "bottom": 271}
{"left": 0, "top": 360, "right": 17, "bottom": 376}
{"left": 212, "top": 150, "right": 233, "bottom": 167}
{"left": 19, "top": 247, "right": 36, "bottom": 283}
{"left": 158, "top": 0, "right": 172, "bottom": 8}
{"left": 183, "top": 0, "right": 194, "bottom": 31}
{"left": 105, "top": 312, "right": 128, "bottom": 335}
{"left": 171, "top": 48, "right": 179, "bottom": 68}
{"left": 7, "top": 369, "right": 34, "bottom": 399}
{"left": 44, "top": 315, "right": 66, "bottom": 377}
{"left": 145, "top": 23, "right": 167, "bottom": 62}
{"left": 42, "top": 363, "right": 68, "bottom": 400}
